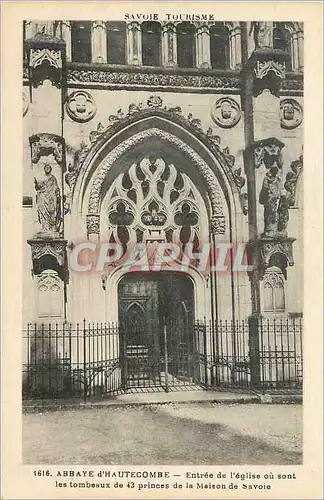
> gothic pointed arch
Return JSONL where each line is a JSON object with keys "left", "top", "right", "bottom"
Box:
{"left": 68, "top": 98, "right": 246, "bottom": 237}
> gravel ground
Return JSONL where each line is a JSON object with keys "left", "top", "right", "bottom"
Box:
{"left": 158, "top": 403, "right": 302, "bottom": 454}
{"left": 23, "top": 403, "right": 302, "bottom": 465}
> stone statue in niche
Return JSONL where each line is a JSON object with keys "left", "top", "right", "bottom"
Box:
{"left": 277, "top": 194, "right": 290, "bottom": 236}
{"left": 249, "top": 22, "right": 273, "bottom": 49}
{"left": 34, "top": 164, "right": 62, "bottom": 234}
{"left": 259, "top": 166, "right": 283, "bottom": 237}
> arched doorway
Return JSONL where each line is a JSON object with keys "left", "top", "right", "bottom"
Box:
{"left": 118, "top": 272, "right": 197, "bottom": 389}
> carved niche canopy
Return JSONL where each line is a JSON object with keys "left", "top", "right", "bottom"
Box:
{"left": 27, "top": 237, "right": 68, "bottom": 282}
{"left": 25, "top": 33, "right": 66, "bottom": 88}
{"left": 247, "top": 236, "right": 295, "bottom": 280}
{"left": 29, "top": 133, "right": 65, "bottom": 167}
{"left": 245, "top": 48, "right": 289, "bottom": 98}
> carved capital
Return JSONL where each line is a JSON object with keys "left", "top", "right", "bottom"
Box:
{"left": 29, "top": 133, "right": 65, "bottom": 166}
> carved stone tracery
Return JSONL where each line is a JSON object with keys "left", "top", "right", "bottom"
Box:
{"left": 87, "top": 128, "right": 226, "bottom": 235}
{"left": 103, "top": 157, "right": 205, "bottom": 244}
{"left": 30, "top": 47, "right": 62, "bottom": 69}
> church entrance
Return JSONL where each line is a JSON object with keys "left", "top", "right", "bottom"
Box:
{"left": 118, "top": 272, "right": 200, "bottom": 391}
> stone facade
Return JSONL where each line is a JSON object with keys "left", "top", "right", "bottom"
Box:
{"left": 23, "top": 20, "right": 303, "bottom": 326}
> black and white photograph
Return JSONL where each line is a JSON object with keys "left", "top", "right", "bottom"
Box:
{"left": 1, "top": 2, "right": 323, "bottom": 499}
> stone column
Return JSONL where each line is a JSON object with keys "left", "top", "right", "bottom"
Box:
{"left": 230, "top": 25, "right": 242, "bottom": 69}
{"left": 127, "top": 21, "right": 142, "bottom": 65}
{"left": 61, "top": 21, "right": 72, "bottom": 62}
{"left": 24, "top": 35, "right": 68, "bottom": 321}
{"left": 162, "top": 23, "right": 177, "bottom": 67}
{"left": 92, "top": 21, "right": 107, "bottom": 63}
{"left": 241, "top": 46, "right": 294, "bottom": 383}
{"left": 296, "top": 30, "right": 304, "bottom": 70}
{"left": 24, "top": 21, "right": 35, "bottom": 39}
{"left": 196, "top": 24, "right": 211, "bottom": 69}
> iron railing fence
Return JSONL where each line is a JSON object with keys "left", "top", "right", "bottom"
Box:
{"left": 197, "top": 317, "right": 303, "bottom": 390}
{"left": 22, "top": 317, "right": 303, "bottom": 400}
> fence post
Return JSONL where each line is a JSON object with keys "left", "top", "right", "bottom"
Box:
{"left": 203, "top": 318, "right": 208, "bottom": 387}
{"left": 83, "top": 319, "right": 87, "bottom": 404}
{"left": 163, "top": 320, "right": 169, "bottom": 393}
{"left": 120, "top": 325, "right": 128, "bottom": 392}
{"left": 248, "top": 314, "right": 261, "bottom": 388}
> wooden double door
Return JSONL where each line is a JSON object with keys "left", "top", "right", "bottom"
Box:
{"left": 118, "top": 272, "right": 195, "bottom": 387}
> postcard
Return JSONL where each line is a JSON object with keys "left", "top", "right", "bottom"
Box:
{"left": 1, "top": 1, "right": 323, "bottom": 499}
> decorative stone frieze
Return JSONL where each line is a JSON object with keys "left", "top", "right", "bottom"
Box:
{"left": 67, "top": 67, "right": 241, "bottom": 91}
